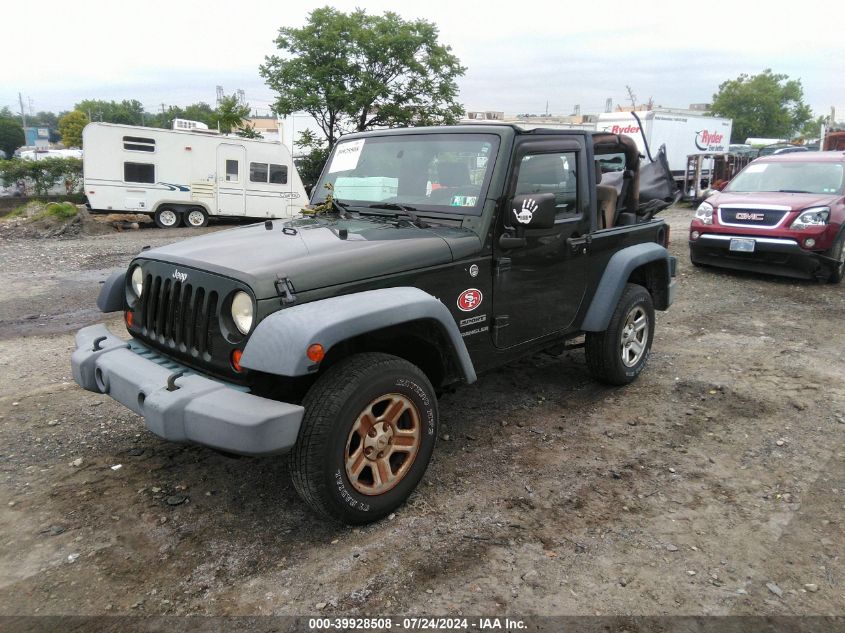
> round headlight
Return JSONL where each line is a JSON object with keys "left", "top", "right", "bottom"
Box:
{"left": 231, "top": 291, "right": 254, "bottom": 335}
{"left": 130, "top": 266, "right": 144, "bottom": 298}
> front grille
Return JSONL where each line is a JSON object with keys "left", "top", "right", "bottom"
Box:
{"left": 719, "top": 208, "right": 787, "bottom": 227}
{"left": 139, "top": 275, "right": 218, "bottom": 359}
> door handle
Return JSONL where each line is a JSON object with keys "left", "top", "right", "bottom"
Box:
{"left": 566, "top": 234, "right": 591, "bottom": 252}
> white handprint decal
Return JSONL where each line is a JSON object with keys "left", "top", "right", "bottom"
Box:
{"left": 513, "top": 198, "right": 538, "bottom": 224}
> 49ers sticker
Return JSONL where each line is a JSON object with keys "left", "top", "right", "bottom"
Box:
{"left": 457, "top": 288, "right": 483, "bottom": 312}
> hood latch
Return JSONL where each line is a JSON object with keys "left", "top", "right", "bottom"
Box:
{"left": 275, "top": 274, "right": 297, "bottom": 305}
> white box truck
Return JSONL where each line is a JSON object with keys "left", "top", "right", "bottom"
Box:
{"left": 83, "top": 122, "right": 307, "bottom": 228}
{"left": 596, "top": 110, "right": 732, "bottom": 181}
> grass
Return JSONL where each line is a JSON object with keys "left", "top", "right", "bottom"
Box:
{"left": 39, "top": 202, "right": 78, "bottom": 220}
{"left": 1, "top": 201, "right": 79, "bottom": 222}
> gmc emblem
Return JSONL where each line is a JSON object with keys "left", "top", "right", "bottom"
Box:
{"left": 735, "top": 212, "right": 766, "bottom": 221}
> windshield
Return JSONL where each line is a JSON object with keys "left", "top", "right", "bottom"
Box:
{"left": 312, "top": 133, "right": 500, "bottom": 215}
{"left": 726, "top": 161, "right": 844, "bottom": 194}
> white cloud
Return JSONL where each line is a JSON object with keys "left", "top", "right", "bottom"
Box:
{"left": 4, "top": 0, "right": 842, "bottom": 117}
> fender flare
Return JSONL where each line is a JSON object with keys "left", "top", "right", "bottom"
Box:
{"left": 240, "top": 287, "right": 477, "bottom": 383}
{"left": 97, "top": 270, "right": 126, "bottom": 313}
{"left": 582, "top": 242, "right": 670, "bottom": 332}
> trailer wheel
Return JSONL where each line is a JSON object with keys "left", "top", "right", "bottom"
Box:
{"left": 184, "top": 207, "right": 209, "bottom": 228}
{"left": 154, "top": 207, "right": 180, "bottom": 229}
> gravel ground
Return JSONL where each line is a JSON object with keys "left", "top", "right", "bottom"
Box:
{"left": 0, "top": 209, "right": 843, "bottom": 619}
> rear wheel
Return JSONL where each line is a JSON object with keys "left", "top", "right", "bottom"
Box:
{"left": 586, "top": 283, "right": 655, "bottom": 385}
{"left": 184, "top": 207, "right": 209, "bottom": 228}
{"left": 154, "top": 207, "right": 180, "bottom": 229}
{"left": 289, "top": 352, "right": 437, "bottom": 524}
{"left": 826, "top": 234, "right": 844, "bottom": 284}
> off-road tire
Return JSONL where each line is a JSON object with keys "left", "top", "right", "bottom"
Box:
{"left": 826, "top": 233, "right": 844, "bottom": 284}
{"left": 289, "top": 352, "right": 438, "bottom": 524}
{"left": 585, "top": 283, "right": 655, "bottom": 386}
{"left": 184, "top": 207, "right": 209, "bottom": 228}
{"left": 154, "top": 207, "right": 180, "bottom": 229}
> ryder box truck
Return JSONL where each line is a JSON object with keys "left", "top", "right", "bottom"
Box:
{"left": 596, "top": 110, "right": 732, "bottom": 182}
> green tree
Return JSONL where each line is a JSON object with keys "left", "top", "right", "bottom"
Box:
{"left": 293, "top": 129, "right": 330, "bottom": 193}
{"left": 236, "top": 123, "right": 262, "bottom": 139}
{"left": 58, "top": 111, "right": 89, "bottom": 148}
{"left": 260, "top": 7, "right": 465, "bottom": 148}
{"left": 215, "top": 94, "right": 251, "bottom": 134}
{"left": 75, "top": 99, "right": 148, "bottom": 125}
{"left": 710, "top": 69, "right": 813, "bottom": 143}
{"left": 0, "top": 119, "right": 25, "bottom": 159}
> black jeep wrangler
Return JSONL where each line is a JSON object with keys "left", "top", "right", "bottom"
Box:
{"left": 72, "top": 125, "right": 676, "bottom": 523}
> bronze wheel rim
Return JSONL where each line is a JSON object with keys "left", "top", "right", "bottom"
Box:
{"left": 344, "top": 393, "right": 421, "bottom": 496}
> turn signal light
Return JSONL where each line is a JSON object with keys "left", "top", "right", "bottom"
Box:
{"left": 307, "top": 344, "right": 325, "bottom": 363}
{"left": 231, "top": 349, "right": 244, "bottom": 372}
{"left": 124, "top": 310, "right": 134, "bottom": 328}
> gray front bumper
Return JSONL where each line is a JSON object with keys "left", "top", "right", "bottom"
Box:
{"left": 71, "top": 324, "right": 304, "bottom": 455}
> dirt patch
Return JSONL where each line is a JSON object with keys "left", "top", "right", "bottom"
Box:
{"left": 0, "top": 207, "right": 842, "bottom": 618}
{"left": 0, "top": 202, "right": 154, "bottom": 240}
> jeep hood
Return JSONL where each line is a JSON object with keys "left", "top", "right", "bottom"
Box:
{"left": 138, "top": 216, "right": 481, "bottom": 299}
{"left": 712, "top": 191, "right": 839, "bottom": 210}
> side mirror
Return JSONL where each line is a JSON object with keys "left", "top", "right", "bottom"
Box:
{"left": 507, "top": 193, "right": 556, "bottom": 230}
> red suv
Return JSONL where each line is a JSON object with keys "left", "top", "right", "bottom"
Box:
{"left": 689, "top": 151, "right": 845, "bottom": 283}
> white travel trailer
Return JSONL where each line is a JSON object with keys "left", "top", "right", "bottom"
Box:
{"left": 83, "top": 122, "right": 307, "bottom": 228}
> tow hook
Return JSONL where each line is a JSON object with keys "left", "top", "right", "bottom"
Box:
{"left": 166, "top": 371, "right": 185, "bottom": 392}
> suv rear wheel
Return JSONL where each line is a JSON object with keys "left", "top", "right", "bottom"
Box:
{"left": 289, "top": 352, "right": 437, "bottom": 524}
{"left": 586, "top": 283, "right": 655, "bottom": 385}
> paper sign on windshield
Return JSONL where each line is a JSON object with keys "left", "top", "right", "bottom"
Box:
{"left": 328, "top": 139, "right": 365, "bottom": 173}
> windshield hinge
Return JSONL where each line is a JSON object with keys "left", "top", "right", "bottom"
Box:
{"left": 275, "top": 274, "right": 297, "bottom": 305}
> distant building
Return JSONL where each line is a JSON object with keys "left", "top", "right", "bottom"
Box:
{"left": 245, "top": 117, "right": 283, "bottom": 142}
{"left": 25, "top": 127, "right": 51, "bottom": 149}
{"left": 461, "top": 110, "right": 594, "bottom": 131}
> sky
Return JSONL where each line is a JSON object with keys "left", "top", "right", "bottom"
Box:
{"left": 4, "top": 0, "right": 843, "bottom": 130}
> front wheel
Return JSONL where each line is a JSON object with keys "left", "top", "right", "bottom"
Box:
{"left": 585, "top": 283, "right": 655, "bottom": 385}
{"left": 825, "top": 234, "right": 844, "bottom": 284}
{"left": 154, "top": 207, "right": 180, "bottom": 229}
{"left": 289, "top": 353, "right": 438, "bottom": 524}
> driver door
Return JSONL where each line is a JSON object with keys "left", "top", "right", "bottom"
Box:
{"left": 491, "top": 137, "right": 591, "bottom": 348}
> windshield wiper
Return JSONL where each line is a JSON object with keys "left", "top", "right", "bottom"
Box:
{"left": 778, "top": 189, "right": 811, "bottom": 194}
{"left": 367, "top": 203, "right": 428, "bottom": 228}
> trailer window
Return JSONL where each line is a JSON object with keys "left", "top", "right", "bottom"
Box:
{"left": 250, "top": 162, "right": 288, "bottom": 184}
{"left": 249, "top": 162, "right": 268, "bottom": 183}
{"left": 269, "top": 164, "right": 288, "bottom": 184}
{"left": 225, "top": 160, "right": 239, "bottom": 182}
{"left": 124, "top": 162, "right": 155, "bottom": 184}
{"left": 123, "top": 136, "right": 155, "bottom": 152}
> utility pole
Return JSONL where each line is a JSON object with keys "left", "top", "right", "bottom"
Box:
{"left": 605, "top": 98, "right": 613, "bottom": 113}
{"left": 626, "top": 86, "right": 637, "bottom": 109}
{"left": 18, "top": 92, "right": 27, "bottom": 130}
